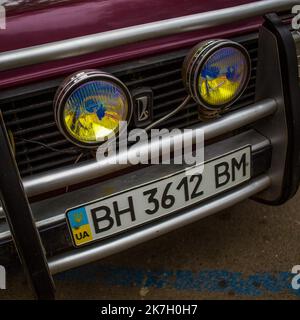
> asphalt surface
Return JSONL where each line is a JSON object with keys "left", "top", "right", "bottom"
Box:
{"left": 1, "top": 188, "right": 300, "bottom": 300}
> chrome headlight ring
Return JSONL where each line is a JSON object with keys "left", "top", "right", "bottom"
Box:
{"left": 182, "top": 39, "right": 251, "bottom": 110}
{"left": 54, "top": 70, "right": 133, "bottom": 148}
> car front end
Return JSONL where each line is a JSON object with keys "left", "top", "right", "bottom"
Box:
{"left": 0, "top": 0, "right": 299, "bottom": 298}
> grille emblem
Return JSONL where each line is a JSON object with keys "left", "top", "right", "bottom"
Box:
{"left": 132, "top": 88, "right": 153, "bottom": 127}
{"left": 137, "top": 96, "right": 150, "bottom": 122}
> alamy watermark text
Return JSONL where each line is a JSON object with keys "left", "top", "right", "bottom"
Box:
{"left": 0, "top": 265, "right": 5, "bottom": 290}
{"left": 0, "top": 1, "right": 6, "bottom": 30}
{"left": 292, "top": 5, "right": 300, "bottom": 30}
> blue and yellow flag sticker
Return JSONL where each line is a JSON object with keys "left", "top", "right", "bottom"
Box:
{"left": 67, "top": 207, "right": 93, "bottom": 246}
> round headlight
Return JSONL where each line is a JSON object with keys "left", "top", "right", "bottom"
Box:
{"left": 54, "top": 70, "right": 132, "bottom": 148}
{"left": 183, "top": 40, "right": 251, "bottom": 110}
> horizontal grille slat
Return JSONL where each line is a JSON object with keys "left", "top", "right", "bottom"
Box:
{"left": 3, "top": 101, "right": 53, "bottom": 116}
{"left": 126, "top": 68, "right": 182, "bottom": 87}
{"left": 16, "top": 140, "right": 74, "bottom": 157}
{"left": 159, "top": 112, "right": 199, "bottom": 128}
{"left": 13, "top": 122, "right": 57, "bottom": 136}
{"left": 15, "top": 131, "right": 62, "bottom": 146}
{"left": 154, "top": 88, "right": 187, "bottom": 101}
{"left": 154, "top": 97, "right": 185, "bottom": 111}
{"left": 17, "top": 148, "right": 79, "bottom": 166}
{"left": 0, "top": 34, "right": 259, "bottom": 177}
{"left": 155, "top": 103, "right": 198, "bottom": 118}
{"left": 152, "top": 79, "right": 183, "bottom": 91}
{"left": 6, "top": 111, "right": 53, "bottom": 127}
{"left": 20, "top": 156, "right": 81, "bottom": 176}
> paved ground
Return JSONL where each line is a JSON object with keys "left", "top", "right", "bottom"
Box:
{"left": 1, "top": 189, "right": 300, "bottom": 300}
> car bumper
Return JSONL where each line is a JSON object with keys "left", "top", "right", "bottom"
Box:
{"left": 0, "top": 0, "right": 299, "bottom": 299}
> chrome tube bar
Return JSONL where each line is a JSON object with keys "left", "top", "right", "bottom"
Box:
{"left": 0, "top": 0, "right": 297, "bottom": 71}
{"left": 22, "top": 98, "right": 277, "bottom": 197}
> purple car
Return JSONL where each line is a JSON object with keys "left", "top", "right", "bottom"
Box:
{"left": 0, "top": 0, "right": 299, "bottom": 299}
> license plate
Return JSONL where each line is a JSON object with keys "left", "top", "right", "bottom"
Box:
{"left": 66, "top": 146, "right": 251, "bottom": 247}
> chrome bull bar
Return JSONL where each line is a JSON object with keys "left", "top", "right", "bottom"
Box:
{"left": 0, "top": 0, "right": 297, "bottom": 299}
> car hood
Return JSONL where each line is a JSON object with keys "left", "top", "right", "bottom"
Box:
{"left": 4, "top": 0, "right": 257, "bottom": 16}
{"left": 2, "top": 0, "right": 259, "bottom": 50}
{"left": 0, "top": 0, "right": 260, "bottom": 88}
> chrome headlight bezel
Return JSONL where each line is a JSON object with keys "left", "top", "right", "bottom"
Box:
{"left": 54, "top": 70, "right": 133, "bottom": 148}
{"left": 182, "top": 39, "right": 251, "bottom": 110}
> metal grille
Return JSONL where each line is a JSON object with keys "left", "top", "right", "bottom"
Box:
{"left": 0, "top": 34, "right": 258, "bottom": 177}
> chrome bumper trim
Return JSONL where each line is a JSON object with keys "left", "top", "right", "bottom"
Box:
{"left": 48, "top": 175, "right": 270, "bottom": 274}
{"left": 23, "top": 98, "right": 277, "bottom": 198}
{"left": 0, "top": 0, "right": 297, "bottom": 71}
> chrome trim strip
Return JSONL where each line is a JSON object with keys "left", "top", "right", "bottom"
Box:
{"left": 48, "top": 175, "right": 271, "bottom": 274}
{"left": 23, "top": 98, "right": 277, "bottom": 197}
{"left": 0, "top": 0, "right": 297, "bottom": 71}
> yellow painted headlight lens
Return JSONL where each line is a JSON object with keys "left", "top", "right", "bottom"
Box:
{"left": 64, "top": 81, "right": 128, "bottom": 143}
{"left": 198, "top": 47, "right": 249, "bottom": 106}
{"left": 183, "top": 40, "right": 251, "bottom": 110}
{"left": 54, "top": 71, "right": 132, "bottom": 148}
